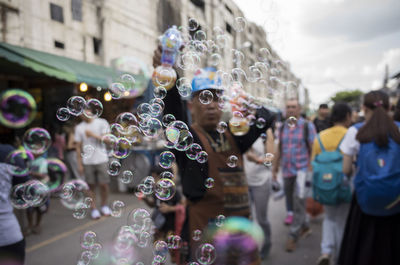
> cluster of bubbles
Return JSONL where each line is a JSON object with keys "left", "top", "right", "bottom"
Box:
{"left": 77, "top": 231, "right": 103, "bottom": 265}
{"left": 57, "top": 96, "right": 103, "bottom": 122}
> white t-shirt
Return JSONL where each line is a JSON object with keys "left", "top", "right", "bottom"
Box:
{"left": 340, "top": 126, "right": 360, "bottom": 156}
{"left": 75, "top": 118, "right": 110, "bottom": 165}
{"left": 0, "top": 163, "right": 23, "bottom": 246}
{"left": 244, "top": 137, "right": 271, "bottom": 186}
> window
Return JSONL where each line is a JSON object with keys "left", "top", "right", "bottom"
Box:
{"left": 226, "top": 22, "right": 232, "bottom": 34}
{"left": 93, "top": 37, "right": 102, "bottom": 55}
{"left": 54, "top": 40, "right": 65, "bottom": 49}
{"left": 71, "top": 0, "right": 82, "bottom": 21}
{"left": 190, "top": 0, "right": 205, "bottom": 10}
{"left": 225, "top": 4, "right": 233, "bottom": 15}
{"left": 50, "top": 3, "right": 64, "bottom": 23}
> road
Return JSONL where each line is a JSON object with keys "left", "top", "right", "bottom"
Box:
{"left": 24, "top": 191, "right": 322, "bottom": 265}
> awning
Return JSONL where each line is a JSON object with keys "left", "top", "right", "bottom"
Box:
{"left": 0, "top": 42, "right": 148, "bottom": 95}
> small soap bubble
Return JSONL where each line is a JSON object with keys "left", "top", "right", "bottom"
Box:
{"left": 73, "top": 202, "right": 88, "bottom": 219}
{"left": 199, "top": 90, "right": 213, "bottom": 105}
{"left": 160, "top": 171, "right": 174, "bottom": 179}
{"left": 67, "top": 96, "right": 86, "bottom": 116}
{"left": 111, "top": 200, "right": 126, "bottom": 218}
{"left": 186, "top": 143, "right": 202, "bottom": 160}
{"left": 210, "top": 53, "right": 221, "bottom": 66}
{"left": 81, "top": 231, "right": 97, "bottom": 249}
{"left": 162, "top": 114, "right": 176, "bottom": 127}
{"left": 204, "top": 177, "right": 214, "bottom": 189}
{"left": 188, "top": 18, "right": 199, "bottom": 31}
{"left": 167, "top": 235, "right": 182, "bottom": 250}
{"left": 108, "top": 160, "right": 121, "bottom": 176}
{"left": 216, "top": 121, "right": 227, "bottom": 134}
{"left": 215, "top": 214, "right": 226, "bottom": 227}
{"left": 192, "top": 229, "right": 202, "bottom": 241}
{"left": 227, "top": 155, "right": 238, "bottom": 168}
{"left": 83, "top": 197, "right": 93, "bottom": 208}
{"left": 234, "top": 17, "right": 247, "bottom": 32}
{"left": 81, "top": 145, "right": 95, "bottom": 159}
{"left": 256, "top": 117, "right": 266, "bottom": 129}
{"left": 264, "top": 153, "right": 274, "bottom": 167}
{"left": 6, "top": 149, "right": 34, "bottom": 176}
{"left": 110, "top": 83, "right": 125, "bottom": 99}
{"left": 155, "top": 178, "right": 176, "bottom": 201}
{"left": 195, "top": 243, "right": 217, "bottom": 265}
{"left": 119, "top": 170, "right": 134, "bottom": 184}
{"left": 56, "top": 107, "right": 70, "bottom": 121}
{"left": 22, "top": 127, "right": 52, "bottom": 155}
{"left": 153, "top": 86, "right": 167, "bottom": 99}
{"left": 196, "top": 151, "right": 208, "bottom": 164}
{"left": 159, "top": 151, "right": 175, "bottom": 169}
{"left": 83, "top": 98, "right": 103, "bottom": 118}
{"left": 287, "top": 116, "right": 297, "bottom": 128}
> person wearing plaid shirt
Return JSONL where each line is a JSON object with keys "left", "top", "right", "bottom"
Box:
{"left": 273, "top": 99, "right": 317, "bottom": 252}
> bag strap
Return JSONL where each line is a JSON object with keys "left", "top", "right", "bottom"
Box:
{"left": 317, "top": 134, "right": 325, "bottom": 152}
{"left": 335, "top": 135, "right": 345, "bottom": 152}
{"left": 303, "top": 121, "right": 311, "bottom": 155}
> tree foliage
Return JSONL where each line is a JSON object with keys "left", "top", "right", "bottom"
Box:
{"left": 330, "top": 90, "right": 363, "bottom": 106}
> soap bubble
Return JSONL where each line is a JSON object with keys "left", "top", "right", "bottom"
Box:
{"left": 116, "top": 112, "right": 138, "bottom": 128}
{"left": 210, "top": 53, "right": 221, "bottom": 66}
{"left": 101, "top": 134, "right": 118, "bottom": 156}
{"left": 162, "top": 114, "right": 176, "bottom": 127}
{"left": 186, "top": 143, "right": 202, "bottom": 160}
{"left": 215, "top": 214, "right": 225, "bottom": 227}
{"left": 159, "top": 151, "right": 175, "bottom": 169}
{"left": 227, "top": 155, "right": 238, "bottom": 168}
{"left": 81, "top": 144, "right": 95, "bottom": 159}
{"left": 73, "top": 202, "right": 88, "bottom": 219}
{"left": 81, "top": 231, "right": 97, "bottom": 249}
{"left": 22, "top": 127, "right": 52, "bottom": 155}
{"left": 46, "top": 158, "right": 67, "bottom": 191}
{"left": 56, "top": 107, "right": 70, "bottom": 121}
{"left": 196, "top": 151, "right": 208, "bottom": 164}
{"left": 0, "top": 89, "right": 37, "bottom": 128}
{"left": 9, "top": 184, "right": 29, "bottom": 209}
{"left": 119, "top": 170, "right": 134, "bottom": 184}
{"left": 164, "top": 126, "right": 180, "bottom": 146}
{"left": 6, "top": 149, "right": 34, "bottom": 176}
{"left": 205, "top": 177, "right": 214, "bottom": 189}
{"left": 153, "top": 86, "right": 167, "bottom": 99}
{"left": 188, "top": 18, "right": 199, "bottom": 31}
{"left": 160, "top": 171, "right": 174, "bottom": 179}
{"left": 175, "top": 130, "right": 193, "bottom": 151}
{"left": 119, "top": 74, "right": 135, "bottom": 91}
{"left": 193, "top": 229, "right": 202, "bottom": 241}
{"left": 83, "top": 197, "right": 93, "bottom": 208}
{"left": 167, "top": 235, "right": 182, "bottom": 250}
{"left": 216, "top": 121, "right": 227, "bottom": 134}
{"left": 67, "top": 96, "right": 86, "bottom": 116}
{"left": 153, "top": 241, "right": 169, "bottom": 262}
{"left": 287, "top": 116, "right": 297, "bottom": 128}
{"left": 196, "top": 243, "right": 216, "bottom": 265}
{"left": 111, "top": 200, "right": 126, "bottom": 218}
{"left": 194, "top": 30, "right": 207, "bottom": 42}
{"left": 113, "top": 137, "right": 131, "bottom": 159}
{"left": 60, "top": 180, "right": 89, "bottom": 210}
{"left": 142, "top": 118, "right": 163, "bottom": 138}
{"left": 110, "top": 83, "right": 126, "bottom": 99}
{"left": 83, "top": 98, "right": 103, "bottom": 118}
{"left": 234, "top": 17, "right": 247, "bottom": 32}
{"left": 264, "top": 153, "right": 274, "bottom": 167}
{"left": 199, "top": 90, "right": 213, "bottom": 105}
{"left": 149, "top": 98, "right": 165, "bottom": 117}
{"left": 256, "top": 117, "right": 266, "bottom": 129}
{"left": 108, "top": 160, "right": 121, "bottom": 176}
{"left": 155, "top": 178, "right": 176, "bottom": 201}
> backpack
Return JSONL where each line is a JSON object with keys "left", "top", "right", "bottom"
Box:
{"left": 311, "top": 134, "right": 351, "bottom": 205}
{"left": 353, "top": 122, "right": 400, "bottom": 216}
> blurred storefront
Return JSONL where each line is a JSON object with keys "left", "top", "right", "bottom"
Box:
{"left": 0, "top": 42, "right": 148, "bottom": 137}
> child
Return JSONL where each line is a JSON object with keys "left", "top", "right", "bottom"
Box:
{"left": 142, "top": 165, "right": 185, "bottom": 264}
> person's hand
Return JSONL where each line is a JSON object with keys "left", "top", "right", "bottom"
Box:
{"left": 159, "top": 203, "right": 173, "bottom": 214}
{"left": 152, "top": 44, "right": 162, "bottom": 69}
{"left": 85, "top": 130, "right": 97, "bottom": 139}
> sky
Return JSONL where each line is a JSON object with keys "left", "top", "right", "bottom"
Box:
{"left": 233, "top": 0, "right": 400, "bottom": 108}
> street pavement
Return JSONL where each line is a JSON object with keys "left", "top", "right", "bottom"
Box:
{"left": 24, "top": 191, "right": 322, "bottom": 265}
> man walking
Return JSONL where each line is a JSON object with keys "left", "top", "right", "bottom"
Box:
{"left": 75, "top": 114, "right": 112, "bottom": 219}
{"left": 314, "top": 104, "right": 330, "bottom": 133}
{"left": 273, "top": 98, "right": 316, "bottom": 252}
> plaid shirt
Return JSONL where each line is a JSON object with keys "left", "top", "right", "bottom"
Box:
{"left": 279, "top": 117, "right": 316, "bottom": 177}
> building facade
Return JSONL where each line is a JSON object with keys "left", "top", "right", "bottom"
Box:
{"left": 0, "top": 0, "right": 305, "bottom": 110}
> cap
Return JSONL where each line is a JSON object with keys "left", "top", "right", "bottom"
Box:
{"left": 191, "top": 67, "right": 223, "bottom": 93}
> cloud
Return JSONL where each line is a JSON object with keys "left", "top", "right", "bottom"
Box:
{"left": 303, "top": 0, "right": 400, "bottom": 42}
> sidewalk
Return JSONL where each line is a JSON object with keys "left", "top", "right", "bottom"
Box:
{"left": 25, "top": 191, "right": 323, "bottom": 265}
